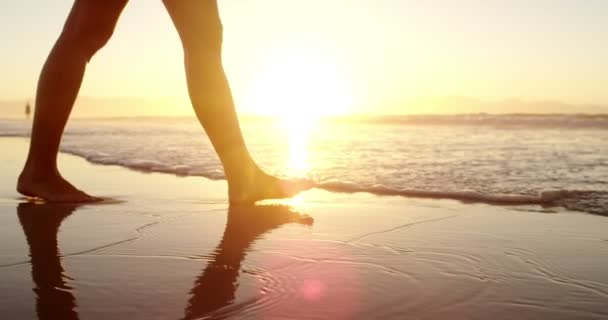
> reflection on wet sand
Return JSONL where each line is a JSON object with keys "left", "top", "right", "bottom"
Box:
{"left": 17, "top": 202, "right": 80, "bottom": 320}
{"left": 184, "top": 205, "right": 313, "bottom": 320}
{"left": 16, "top": 202, "right": 312, "bottom": 320}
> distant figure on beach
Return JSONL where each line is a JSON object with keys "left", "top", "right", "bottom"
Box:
{"left": 17, "top": 0, "right": 306, "bottom": 203}
{"left": 25, "top": 102, "right": 31, "bottom": 119}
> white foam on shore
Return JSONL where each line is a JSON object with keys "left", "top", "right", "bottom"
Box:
{"left": 68, "top": 146, "right": 608, "bottom": 214}
{"left": 315, "top": 181, "right": 584, "bottom": 205}
{"left": 50, "top": 146, "right": 600, "bottom": 208}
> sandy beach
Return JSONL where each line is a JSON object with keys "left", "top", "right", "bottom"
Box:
{"left": 1, "top": 136, "right": 607, "bottom": 319}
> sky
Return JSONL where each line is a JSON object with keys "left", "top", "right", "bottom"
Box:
{"left": 1, "top": 0, "right": 607, "bottom": 116}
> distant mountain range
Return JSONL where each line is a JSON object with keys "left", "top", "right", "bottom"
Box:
{"left": 399, "top": 96, "right": 608, "bottom": 115}
{"left": 1, "top": 96, "right": 606, "bottom": 118}
{"left": 0, "top": 97, "right": 193, "bottom": 118}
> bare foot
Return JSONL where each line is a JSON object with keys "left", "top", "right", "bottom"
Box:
{"left": 17, "top": 170, "right": 98, "bottom": 203}
{"left": 228, "top": 171, "right": 313, "bottom": 205}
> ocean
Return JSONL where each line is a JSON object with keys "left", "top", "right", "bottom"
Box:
{"left": 1, "top": 114, "right": 607, "bottom": 214}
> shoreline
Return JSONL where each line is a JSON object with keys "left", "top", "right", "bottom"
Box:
{"left": 2, "top": 135, "right": 581, "bottom": 212}
{"left": 1, "top": 136, "right": 608, "bottom": 319}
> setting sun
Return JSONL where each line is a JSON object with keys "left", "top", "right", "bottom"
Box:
{"left": 243, "top": 48, "right": 354, "bottom": 120}
{"left": 241, "top": 49, "right": 355, "bottom": 179}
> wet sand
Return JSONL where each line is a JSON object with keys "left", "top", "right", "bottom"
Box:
{"left": 1, "top": 137, "right": 607, "bottom": 320}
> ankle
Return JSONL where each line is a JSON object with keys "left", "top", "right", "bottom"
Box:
{"left": 20, "top": 164, "right": 59, "bottom": 181}
{"left": 224, "top": 162, "right": 262, "bottom": 182}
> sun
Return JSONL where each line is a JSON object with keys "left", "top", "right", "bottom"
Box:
{"left": 243, "top": 49, "right": 353, "bottom": 120}
{"left": 242, "top": 48, "right": 353, "bottom": 179}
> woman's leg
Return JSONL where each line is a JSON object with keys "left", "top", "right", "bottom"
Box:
{"left": 17, "top": 0, "right": 128, "bottom": 202}
{"left": 163, "top": 0, "right": 309, "bottom": 204}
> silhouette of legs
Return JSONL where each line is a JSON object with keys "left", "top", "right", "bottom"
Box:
{"left": 18, "top": 0, "right": 128, "bottom": 202}
{"left": 17, "top": 203, "right": 81, "bottom": 320}
{"left": 184, "top": 205, "right": 313, "bottom": 319}
{"left": 18, "top": 0, "right": 311, "bottom": 204}
{"left": 163, "top": 0, "right": 312, "bottom": 205}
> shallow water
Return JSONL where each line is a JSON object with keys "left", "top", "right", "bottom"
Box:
{"left": 1, "top": 115, "right": 607, "bottom": 214}
{"left": 2, "top": 189, "right": 608, "bottom": 319}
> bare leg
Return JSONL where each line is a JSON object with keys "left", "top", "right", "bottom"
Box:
{"left": 163, "top": 0, "right": 311, "bottom": 205}
{"left": 17, "top": 0, "right": 128, "bottom": 202}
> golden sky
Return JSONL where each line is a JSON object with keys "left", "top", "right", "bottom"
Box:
{"left": 1, "top": 0, "right": 607, "bottom": 116}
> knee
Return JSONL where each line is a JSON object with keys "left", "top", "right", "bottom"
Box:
{"left": 60, "top": 19, "right": 117, "bottom": 59}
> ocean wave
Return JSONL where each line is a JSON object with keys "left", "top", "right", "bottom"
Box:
{"left": 51, "top": 146, "right": 608, "bottom": 215}
{"left": 316, "top": 181, "right": 593, "bottom": 205}
{"left": 60, "top": 147, "right": 227, "bottom": 180}
{"left": 1, "top": 118, "right": 606, "bottom": 216}
{"left": 56, "top": 146, "right": 569, "bottom": 205}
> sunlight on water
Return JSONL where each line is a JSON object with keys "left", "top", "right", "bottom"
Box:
{"left": 282, "top": 114, "right": 312, "bottom": 178}
{"left": 273, "top": 114, "right": 314, "bottom": 207}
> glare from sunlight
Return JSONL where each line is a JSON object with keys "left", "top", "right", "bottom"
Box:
{"left": 244, "top": 49, "right": 354, "bottom": 119}
{"left": 244, "top": 49, "right": 353, "bottom": 178}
